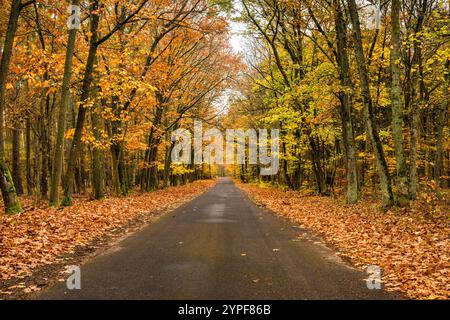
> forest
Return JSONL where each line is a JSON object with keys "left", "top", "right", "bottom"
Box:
{"left": 0, "top": 0, "right": 448, "bottom": 212}
{"left": 0, "top": 0, "right": 239, "bottom": 213}
{"left": 226, "top": 0, "right": 449, "bottom": 209}
{"left": 0, "top": 0, "right": 448, "bottom": 300}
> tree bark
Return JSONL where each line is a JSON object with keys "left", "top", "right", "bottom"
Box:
{"left": 12, "top": 128, "right": 23, "bottom": 195}
{"left": 347, "top": 0, "right": 394, "bottom": 208}
{"left": 25, "top": 118, "right": 33, "bottom": 195}
{"left": 334, "top": 0, "right": 358, "bottom": 203}
{"left": 49, "top": 0, "right": 80, "bottom": 206}
{"left": 390, "top": 0, "right": 408, "bottom": 205}
{"left": 407, "top": 0, "right": 427, "bottom": 199}
{"left": 0, "top": 0, "right": 23, "bottom": 214}
{"left": 90, "top": 89, "right": 105, "bottom": 199}
{"left": 163, "top": 130, "right": 175, "bottom": 188}
{"left": 110, "top": 143, "right": 128, "bottom": 196}
{"left": 39, "top": 94, "right": 50, "bottom": 199}
{"left": 62, "top": 0, "right": 100, "bottom": 206}
{"left": 435, "top": 59, "right": 449, "bottom": 189}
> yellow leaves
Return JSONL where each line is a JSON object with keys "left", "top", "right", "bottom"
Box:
{"left": 88, "top": 132, "right": 105, "bottom": 147}
{"left": 171, "top": 164, "right": 194, "bottom": 176}
{"left": 5, "top": 83, "right": 14, "bottom": 90}
{"left": 123, "top": 123, "right": 152, "bottom": 152}
{"left": 65, "top": 128, "right": 75, "bottom": 139}
{"left": 42, "top": 80, "right": 51, "bottom": 88}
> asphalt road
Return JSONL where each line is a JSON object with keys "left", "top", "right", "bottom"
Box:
{"left": 38, "top": 178, "right": 396, "bottom": 299}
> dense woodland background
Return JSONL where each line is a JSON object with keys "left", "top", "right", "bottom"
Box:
{"left": 0, "top": 0, "right": 448, "bottom": 214}
{"left": 226, "top": 0, "right": 449, "bottom": 209}
{"left": 0, "top": 0, "right": 239, "bottom": 214}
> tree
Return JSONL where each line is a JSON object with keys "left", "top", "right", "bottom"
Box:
{"left": 0, "top": 0, "right": 30, "bottom": 214}
{"left": 49, "top": 0, "right": 80, "bottom": 206}
{"left": 390, "top": 0, "right": 408, "bottom": 205}
{"left": 347, "top": 0, "right": 394, "bottom": 208}
{"left": 62, "top": 0, "right": 150, "bottom": 206}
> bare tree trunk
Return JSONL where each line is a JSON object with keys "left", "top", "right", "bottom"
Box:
{"left": 49, "top": 0, "right": 80, "bottom": 206}
{"left": 143, "top": 103, "right": 164, "bottom": 191}
{"left": 140, "top": 131, "right": 153, "bottom": 192}
{"left": 62, "top": 0, "right": 100, "bottom": 206}
{"left": 128, "top": 155, "right": 137, "bottom": 188}
{"left": 435, "top": 59, "right": 449, "bottom": 190}
{"left": 390, "top": 0, "right": 408, "bottom": 205}
{"left": 80, "top": 144, "right": 87, "bottom": 194}
{"left": 347, "top": 0, "right": 394, "bottom": 208}
{"left": 39, "top": 96, "right": 49, "bottom": 199}
{"left": 25, "top": 118, "right": 33, "bottom": 195}
{"left": 309, "top": 137, "right": 328, "bottom": 194}
{"left": 110, "top": 143, "right": 128, "bottom": 196}
{"left": 147, "top": 144, "right": 160, "bottom": 191}
{"left": 163, "top": 134, "right": 174, "bottom": 188}
{"left": 407, "top": 0, "right": 427, "bottom": 199}
{"left": 90, "top": 109, "right": 105, "bottom": 199}
{"left": 0, "top": 0, "right": 23, "bottom": 214}
{"left": 334, "top": 0, "right": 358, "bottom": 203}
{"left": 12, "top": 128, "right": 23, "bottom": 195}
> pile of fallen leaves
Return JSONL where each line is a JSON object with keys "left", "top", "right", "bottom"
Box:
{"left": 238, "top": 182, "right": 449, "bottom": 299}
{"left": 0, "top": 180, "right": 215, "bottom": 283}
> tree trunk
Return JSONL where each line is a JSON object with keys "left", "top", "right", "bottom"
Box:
{"left": 390, "top": 0, "right": 408, "bottom": 205}
{"left": 163, "top": 138, "right": 174, "bottom": 188}
{"left": 334, "top": 0, "right": 358, "bottom": 203}
{"left": 39, "top": 96, "right": 49, "bottom": 199}
{"left": 408, "top": 46, "right": 423, "bottom": 199}
{"left": 142, "top": 103, "right": 164, "bottom": 191}
{"left": 407, "top": 0, "right": 428, "bottom": 199}
{"left": 80, "top": 144, "right": 87, "bottom": 194}
{"left": 49, "top": 0, "right": 80, "bottom": 206}
{"left": 25, "top": 118, "right": 33, "bottom": 195}
{"left": 0, "top": 0, "right": 23, "bottom": 214}
{"left": 128, "top": 155, "right": 137, "bottom": 188}
{"left": 140, "top": 131, "right": 153, "bottom": 192}
{"left": 347, "top": 0, "right": 394, "bottom": 208}
{"left": 147, "top": 144, "right": 160, "bottom": 191}
{"left": 62, "top": 0, "right": 100, "bottom": 206}
{"left": 435, "top": 59, "right": 449, "bottom": 189}
{"left": 12, "top": 128, "right": 23, "bottom": 195}
{"left": 110, "top": 143, "right": 128, "bottom": 196}
{"left": 309, "top": 137, "right": 328, "bottom": 195}
{"left": 91, "top": 111, "right": 105, "bottom": 199}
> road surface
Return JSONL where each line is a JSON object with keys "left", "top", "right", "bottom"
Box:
{"left": 38, "top": 178, "right": 396, "bottom": 299}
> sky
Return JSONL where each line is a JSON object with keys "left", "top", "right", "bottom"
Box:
{"left": 210, "top": 1, "right": 250, "bottom": 115}
{"left": 229, "top": 20, "right": 248, "bottom": 54}
{"left": 228, "top": 0, "right": 249, "bottom": 55}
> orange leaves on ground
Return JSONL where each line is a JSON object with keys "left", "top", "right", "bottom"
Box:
{"left": 238, "top": 183, "right": 449, "bottom": 299}
{"left": 0, "top": 180, "right": 215, "bottom": 282}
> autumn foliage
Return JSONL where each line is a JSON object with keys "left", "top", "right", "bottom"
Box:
{"left": 0, "top": 0, "right": 238, "bottom": 211}
{"left": 0, "top": 0, "right": 448, "bottom": 301}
